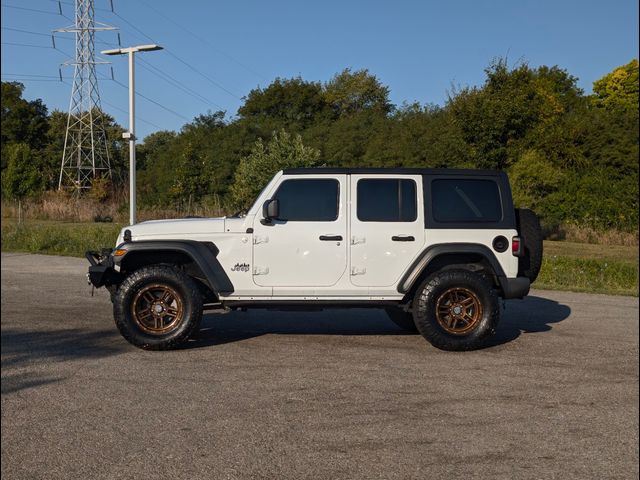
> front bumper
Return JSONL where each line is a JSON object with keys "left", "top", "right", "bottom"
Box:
{"left": 86, "top": 250, "right": 122, "bottom": 288}
{"left": 498, "top": 276, "right": 531, "bottom": 299}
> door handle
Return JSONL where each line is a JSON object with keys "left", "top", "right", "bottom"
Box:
{"left": 319, "top": 235, "right": 343, "bottom": 241}
{"left": 392, "top": 235, "right": 415, "bottom": 242}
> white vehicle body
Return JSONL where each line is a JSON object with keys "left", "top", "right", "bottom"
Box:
{"left": 113, "top": 169, "right": 521, "bottom": 302}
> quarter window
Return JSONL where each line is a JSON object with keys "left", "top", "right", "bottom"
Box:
{"left": 357, "top": 179, "right": 417, "bottom": 222}
{"left": 431, "top": 179, "right": 502, "bottom": 223}
{"left": 273, "top": 179, "right": 339, "bottom": 221}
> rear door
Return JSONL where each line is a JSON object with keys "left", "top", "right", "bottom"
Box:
{"left": 349, "top": 175, "right": 425, "bottom": 287}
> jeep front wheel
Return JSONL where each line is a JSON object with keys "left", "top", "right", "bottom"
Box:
{"left": 412, "top": 269, "right": 499, "bottom": 351}
{"left": 113, "top": 265, "right": 203, "bottom": 350}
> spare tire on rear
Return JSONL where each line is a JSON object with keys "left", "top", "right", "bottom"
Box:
{"left": 515, "top": 208, "right": 543, "bottom": 283}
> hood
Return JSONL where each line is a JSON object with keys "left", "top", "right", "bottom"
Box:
{"left": 120, "top": 217, "right": 226, "bottom": 242}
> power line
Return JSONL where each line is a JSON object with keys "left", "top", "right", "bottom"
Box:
{"left": 2, "top": 12, "right": 239, "bottom": 112}
{"left": 1, "top": 26, "right": 64, "bottom": 37}
{"left": 1, "top": 76, "right": 64, "bottom": 82}
{"left": 1, "top": 41, "right": 52, "bottom": 49}
{"left": 136, "top": 55, "right": 224, "bottom": 111}
{"left": 36, "top": 0, "right": 74, "bottom": 5}
{"left": 111, "top": 11, "right": 241, "bottom": 99}
{"left": 1, "top": 19, "right": 209, "bottom": 129}
{"left": 101, "top": 98, "right": 163, "bottom": 131}
{"left": 106, "top": 76, "right": 191, "bottom": 122}
{"left": 3, "top": 39, "right": 198, "bottom": 124}
{"left": 59, "top": 80, "right": 164, "bottom": 131}
{"left": 55, "top": 78, "right": 165, "bottom": 131}
{"left": 2, "top": 72, "right": 65, "bottom": 78}
{"left": 137, "top": 0, "right": 267, "bottom": 82}
{"left": 0, "top": 3, "right": 71, "bottom": 20}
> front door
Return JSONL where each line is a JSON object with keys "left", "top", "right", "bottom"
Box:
{"left": 349, "top": 175, "right": 425, "bottom": 287}
{"left": 252, "top": 174, "right": 347, "bottom": 288}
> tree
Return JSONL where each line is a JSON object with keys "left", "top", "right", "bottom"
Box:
{"left": 324, "top": 68, "right": 393, "bottom": 117}
{"left": 229, "top": 130, "right": 321, "bottom": 209}
{"left": 592, "top": 59, "right": 639, "bottom": 110}
{"left": 1, "top": 143, "right": 44, "bottom": 200}
{"left": 509, "top": 149, "right": 564, "bottom": 211}
{"left": 1, "top": 82, "right": 49, "bottom": 153}
{"left": 448, "top": 59, "right": 583, "bottom": 170}
{"left": 238, "top": 78, "right": 329, "bottom": 129}
{"left": 137, "top": 130, "right": 178, "bottom": 171}
{"left": 169, "top": 142, "right": 210, "bottom": 208}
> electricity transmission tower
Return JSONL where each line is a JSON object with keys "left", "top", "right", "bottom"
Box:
{"left": 57, "top": 0, "right": 115, "bottom": 191}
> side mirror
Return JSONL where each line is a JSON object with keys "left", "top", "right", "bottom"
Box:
{"left": 262, "top": 199, "right": 279, "bottom": 222}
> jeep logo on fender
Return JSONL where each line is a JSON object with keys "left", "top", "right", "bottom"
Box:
{"left": 230, "top": 262, "right": 250, "bottom": 272}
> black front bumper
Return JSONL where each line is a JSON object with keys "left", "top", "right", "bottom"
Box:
{"left": 86, "top": 250, "right": 122, "bottom": 288}
{"left": 499, "top": 276, "right": 531, "bottom": 299}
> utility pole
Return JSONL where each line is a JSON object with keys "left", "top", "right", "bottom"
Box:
{"left": 56, "top": 0, "right": 115, "bottom": 192}
{"left": 101, "top": 45, "right": 163, "bottom": 225}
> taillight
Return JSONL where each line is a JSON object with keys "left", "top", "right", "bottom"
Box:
{"left": 512, "top": 236, "right": 522, "bottom": 256}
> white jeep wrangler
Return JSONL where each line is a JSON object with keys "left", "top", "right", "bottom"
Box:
{"left": 87, "top": 168, "right": 542, "bottom": 351}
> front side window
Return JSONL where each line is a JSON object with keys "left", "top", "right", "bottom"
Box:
{"left": 357, "top": 179, "right": 417, "bottom": 222}
{"left": 273, "top": 179, "right": 339, "bottom": 221}
{"left": 431, "top": 179, "right": 502, "bottom": 223}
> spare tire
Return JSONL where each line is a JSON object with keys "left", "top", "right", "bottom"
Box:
{"left": 515, "top": 208, "right": 543, "bottom": 283}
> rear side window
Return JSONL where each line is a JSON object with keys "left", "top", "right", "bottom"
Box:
{"left": 431, "top": 179, "right": 502, "bottom": 223}
{"left": 357, "top": 179, "right": 417, "bottom": 222}
{"left": 273, "top": 179, "right": 339, "bottom": 221}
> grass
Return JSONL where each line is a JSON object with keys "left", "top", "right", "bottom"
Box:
{"left": 1, "top": 219, "right": 123, "bottom": 258}
{"left": 535, "top": 241, "right": 638, "bottom": 296}
{"left": 1, "top": 220, "right": 637, "bottom": 296}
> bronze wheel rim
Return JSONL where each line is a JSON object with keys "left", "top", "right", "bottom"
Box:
{"left": 131, "top": 283, "right": 184, "bottom": 335}
{"left": 435, "top": 287, "right": 483, "bottom": 335}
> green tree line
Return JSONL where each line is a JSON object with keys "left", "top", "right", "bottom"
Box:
{"left": 2, "top": 59, "right": 638, "bottom": 231}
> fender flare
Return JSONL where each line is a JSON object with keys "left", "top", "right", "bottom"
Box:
{"left": 115, "top": 240, "right": 234, "bottom": 294}
{"left": 398, "top": 243, "right": 506, "bottom": 294}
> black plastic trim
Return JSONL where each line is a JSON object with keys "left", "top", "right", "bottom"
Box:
{"left": 398, "top": 243, "right": 507, "bottom": 294}
{"left": 283, "top": 167, "right": 502, "bottom": 176}
{"left": 319, "top": 235, "right": 343, "bottom": 241}
{"left": 114, "top": 240, "right": 234, "bottom": 294}
{"left": 223, "top": 300, "right": 401, "bottom": 310}
{"left": 392, "top": 235, "right": 415, "bottom": 242}
{"left": 88, "top": 264, "right": 123, "bottom": 288}
{"left": 492, "top": 235, "right": 509, "bottom": 253}
{"left": 499, "top": 277, "right": 530, "bottom": 299}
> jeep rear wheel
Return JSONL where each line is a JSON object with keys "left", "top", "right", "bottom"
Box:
{"left": 413, "top": 269, "right": 499, "bottom": 351}
{"left": 113, "top": 265, "right": 203, "bottom": 350}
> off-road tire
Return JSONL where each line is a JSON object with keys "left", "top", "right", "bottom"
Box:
{"left": 412, "top": 269, "right": 499, "bottom": 351}
{"left": 113, "top": 265, "right": 203, "bottom": 350}
{"left": 516, "top": 208, "right": 543, "bottom": 283}
{"left": 385, "top": 307, "right": 418, "bottom": 333}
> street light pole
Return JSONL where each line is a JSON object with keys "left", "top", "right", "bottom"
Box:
{"left": 128, "top": 49, "right": 136, "bottom": 225}
{"left": 101, "top": 44, "right": 163, "bottom": 225}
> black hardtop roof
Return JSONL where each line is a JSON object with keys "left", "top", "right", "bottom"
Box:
{"left": 282, "top": 167, "right": 505, "bottom": 176}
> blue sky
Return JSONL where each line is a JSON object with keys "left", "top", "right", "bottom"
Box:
{"left": 2, "top": 0, "right": 638, "bottom": 140}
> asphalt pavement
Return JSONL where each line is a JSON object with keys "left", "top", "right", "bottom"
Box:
{"left": 1, "top": 252, "right": 638, "bottom": 480}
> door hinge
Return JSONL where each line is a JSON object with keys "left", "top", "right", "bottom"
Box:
{"left": 351, "top": 236, "right": 366, "bottom": 245}
{"left": 350, "top": 266, "right": 366, "bottom": 276}
{"left": 253, "top": 266, "right": 269, "bottom": 275}
{"left": 253, "top": 235, "right": 269, "bottom": 244}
